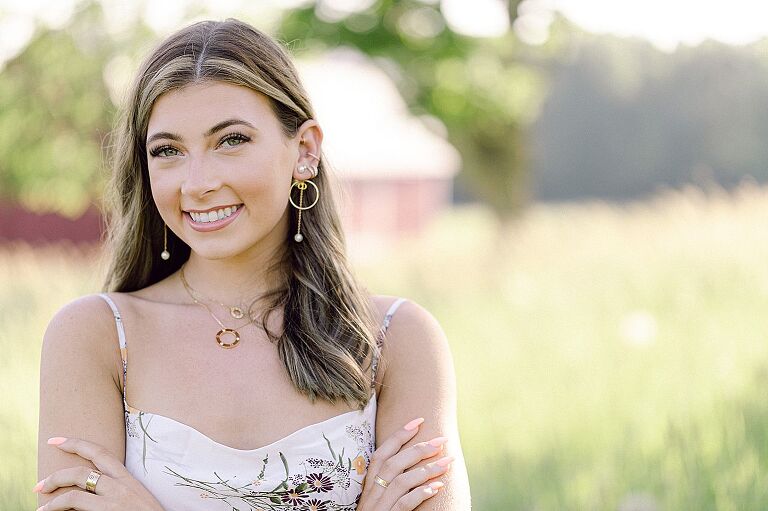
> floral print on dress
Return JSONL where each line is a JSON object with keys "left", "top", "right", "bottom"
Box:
{"left": 126, "top": 411, "right": 158, "bottom": 475}
{"left": 346, "top": 421, "right": 376, "bottom": 467}
{"left": 151, "top": 420, "right": 374, "bottom": 510}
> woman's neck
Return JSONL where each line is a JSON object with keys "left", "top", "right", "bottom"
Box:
{"left": 179, "top": 250, "right": 285, "bottom": 306}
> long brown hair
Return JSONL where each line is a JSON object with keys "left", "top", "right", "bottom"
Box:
{"left": 100, "top": 19, "right": 380, "bottom": 409}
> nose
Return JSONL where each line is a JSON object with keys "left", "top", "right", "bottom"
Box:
{"left": 180, "top": 154, "right": 222, "bottom": 199}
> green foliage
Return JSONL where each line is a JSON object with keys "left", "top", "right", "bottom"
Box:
{"left": 278, "top": 0, "right": 543, "bottom": 220}
{"left": 0, "top": 2, "right": 115, "bottom": 217}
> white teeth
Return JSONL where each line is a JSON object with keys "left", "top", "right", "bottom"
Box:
{"left": 189, "top": 205, "right": 240, "bottom": 223}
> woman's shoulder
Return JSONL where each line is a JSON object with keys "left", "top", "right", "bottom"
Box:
{"left": 45, "top": 292, "right": 141, "bottom": 344}
{"left": 370, "top": 294, "right": 440, "bottom": 331}
{"left": 369, "top": 294, "right": 449, "bottom": 359}
{"left": 45, "top": 288, "right": 164, "bottom": 351}
{"left": 48, "top": 293, "right": 122, "bottom": 331}
{"left": 41, "top": 293, "right": 128, "bottom": 383}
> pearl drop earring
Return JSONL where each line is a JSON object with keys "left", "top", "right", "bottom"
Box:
{"left": 161, "top": 224, "right": 170, "bottom": 260}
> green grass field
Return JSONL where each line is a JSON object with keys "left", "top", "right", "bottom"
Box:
{"left": 4, "top": 183, "right": 768, "bottom": 510}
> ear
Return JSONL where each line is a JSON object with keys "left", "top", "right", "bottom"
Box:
{"left": 292, "top": 119, "right": 323, "bottom": 181}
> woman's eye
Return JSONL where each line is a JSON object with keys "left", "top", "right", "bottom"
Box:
{"left": 149, "top": 145, "right": 180, "bottom": 158}
{"left": 220, "top": 133, "right": 250, "bottom": 148}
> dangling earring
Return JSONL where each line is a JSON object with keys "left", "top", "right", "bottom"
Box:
{"left": 289, "top": 170, "right": 320, "bottom": 242}
{"left": 161, "top": 224, "right": 170, "bottom": 260}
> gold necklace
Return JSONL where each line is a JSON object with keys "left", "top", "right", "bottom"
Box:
{"left": 179, "top": 263, "right": 264, "bottom": 319}
{"left": 179, "top": 265, "right": 254, "bottom": 319}
{"left": 189, "top": 281, "right": 248, "bottom": 319}
{"left": 179, "top": 265, "right": 257, "bottom": 349}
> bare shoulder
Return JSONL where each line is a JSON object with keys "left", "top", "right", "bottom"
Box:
{"left": 371, "top": 296, "right": 453, "bottom": 395}
{"left": 43, "top": 293, "right": 123, "bottom": 369}
{"left": 370, "top": 295, "right": 472, "bottom": 507}
{"left": 370, "top": 295, "right": 449, "bottom": 369}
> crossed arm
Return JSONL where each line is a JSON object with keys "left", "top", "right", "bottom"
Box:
{"left": 372, "top": 298, "right": 472, "bottom": 509}
{"left": 36, "top": 295, "right": 137, "bottom": 508}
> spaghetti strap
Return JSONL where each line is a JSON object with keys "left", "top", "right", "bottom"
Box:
{"left": 97, "top": 293, "right": 131, "bottom": 412}
{"left": 371, "top": 297, "right": 407, "bottom": 390}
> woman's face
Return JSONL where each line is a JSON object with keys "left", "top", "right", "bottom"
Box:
{"left": 145, "top": 81, "right": 306, "bottom": 261}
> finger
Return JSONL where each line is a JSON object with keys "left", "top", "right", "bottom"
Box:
{"left": 377, "top": 436, "right": 448, "bottom": 484}
{"left": 47, "top": 437, "right": 127, "bottom": 478}
{"left": 378, "top": 456, "right": 454, "bottom": 509}
{"left": 37, "top": 488, "right": 101, "bottom": 511}
{"left": 362, "top": 417, "right": 424, "bottom": 496}
{"left": 35, "top": 466, "right": 113, "bottom": 496}
{"left": 370, "top": 438, "right": 448, "bottom": 508}
{"left": 394, "top": 481, "right": 444, "bottom": 510}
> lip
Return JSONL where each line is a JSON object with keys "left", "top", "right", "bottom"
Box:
{"left": 185, "top": 205, "right": 243, "bottom": 232}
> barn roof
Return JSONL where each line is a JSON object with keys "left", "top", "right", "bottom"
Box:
{"left": 297, "top": 49, "right": 462, "bottom": 180}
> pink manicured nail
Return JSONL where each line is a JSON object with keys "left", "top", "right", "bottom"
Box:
{"left": 428, "top": 436, "right": 448, "bottom": 447}
{"left": 32, "top": 480, "right": 44, "bottom": 493}
{"left": 404, "top": 418, "right": 424, "bottom": 431}
{"left": 47, "top": 437, "right": 67, "bottom": 445}
{"left": 429, "top": 481, "right": 445, "bottom": 490}
{"left": 436, "top": 456, "right": 455, "bottom": 467}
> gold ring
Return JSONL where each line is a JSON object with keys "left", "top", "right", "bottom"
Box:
{"left": 374, "top": 475, "right": 389, "bottom": 488}
{"left": 85, "top": 470, "right": 101, "bottom": 493}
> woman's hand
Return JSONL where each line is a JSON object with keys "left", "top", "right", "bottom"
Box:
{"left": 357, "top": 418, "right": 454, "bottom": 510}
{"left": 34, "top": 437, "right": 164, "bottom": 511}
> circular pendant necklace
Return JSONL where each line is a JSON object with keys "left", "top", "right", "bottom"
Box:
{"left": 179, "top": 265, "right": 259, "bottom": 349}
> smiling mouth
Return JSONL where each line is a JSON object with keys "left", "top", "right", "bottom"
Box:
{"left": 186, "top": 204, "right": 243, "bottom": 223}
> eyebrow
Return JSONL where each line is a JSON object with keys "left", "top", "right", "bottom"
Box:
{"left": 146, "top": 118, "right": 257, "bottom": 145}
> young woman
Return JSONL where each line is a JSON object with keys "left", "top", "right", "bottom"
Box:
{"left": 35, "top": 18, "right": 470, "bottom": 510}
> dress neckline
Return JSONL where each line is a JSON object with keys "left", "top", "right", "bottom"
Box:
{"left": 125, "top": 392, "right": 377, "bottom": 454}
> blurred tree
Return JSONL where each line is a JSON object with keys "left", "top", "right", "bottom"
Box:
{"left": 532, "top": 21, "right": 768, "bottom": 200}
{"left": 0, "top": 2, "right": 115, "bottom": 217}
{"left": 278, "top": 0, "right": 547, "bottom": 223}
{"left": 0, "top": 0, "right": 164, "bottom": 218}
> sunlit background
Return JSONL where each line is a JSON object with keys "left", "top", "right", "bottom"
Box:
{"left": 3, "top": 1, "right": 768, "bottom": 509}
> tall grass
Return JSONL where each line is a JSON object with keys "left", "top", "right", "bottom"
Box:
{"left": 4, "top": 183, "right": 768, "bottom": 509}
{"left": 1, "top": 241, "right": 101, "bottom": 509}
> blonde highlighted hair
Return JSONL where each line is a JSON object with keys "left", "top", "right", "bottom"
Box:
{"left": 100, "top": 19, "right": 380, "bottom": 408}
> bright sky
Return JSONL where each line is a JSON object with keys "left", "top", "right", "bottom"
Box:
{"left": 1, "top": 0, "right": 767, "bottom": 64}
{"left": 516, "top": 0, "right": 768, "bottom": 51}
{"left": 441, "top": 0, "right": 768, "bottom": 51}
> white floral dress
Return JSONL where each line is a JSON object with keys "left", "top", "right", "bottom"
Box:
{"left": 97, "top": 293, "right": 406, "bottom": 511}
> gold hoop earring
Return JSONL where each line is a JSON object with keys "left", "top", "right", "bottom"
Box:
{"left": 289, "top": 178, "right": 319, "bottom": 242}
{"left": 161, "top": 224, "right": 170, "bottom": 260}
